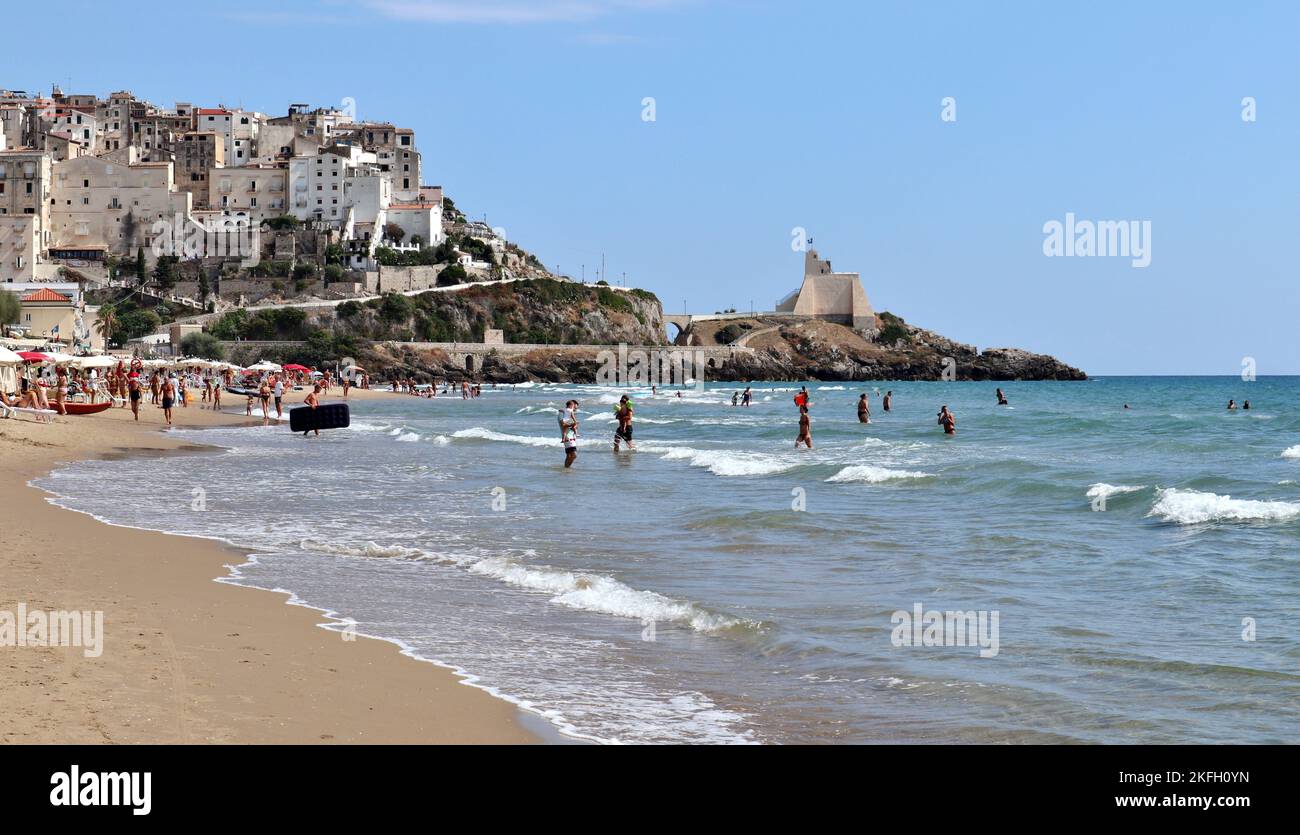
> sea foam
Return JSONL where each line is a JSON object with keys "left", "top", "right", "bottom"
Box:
{"left": 1147, "top": 488, "right": 1300, "bottom": 525}
{"left": 826, "top": 465, "right": 934, "bottom": 484}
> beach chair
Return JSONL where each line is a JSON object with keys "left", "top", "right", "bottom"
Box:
{"left": 8, "top": 407, "right": 58, "bottom": 424}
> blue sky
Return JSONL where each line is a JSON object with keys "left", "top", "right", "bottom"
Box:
{"left": 5, "top": 1, "right": 1298, "bottom": 374}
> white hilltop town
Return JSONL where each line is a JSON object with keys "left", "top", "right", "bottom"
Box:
{"left": 0, "top": 85, "right": 880, "bottom": 359}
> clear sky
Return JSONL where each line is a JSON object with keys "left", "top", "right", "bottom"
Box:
{"left": 5, "top": 1, "right": 1298, "bottom": 374}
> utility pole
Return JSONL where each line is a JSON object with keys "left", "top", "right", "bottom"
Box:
{"left": 601, "top": 252, "right": 605, "bottom": 283}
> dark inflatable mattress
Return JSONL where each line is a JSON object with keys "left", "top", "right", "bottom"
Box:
{"left": 289, "top": 403, "right": 350, "bottom": 433}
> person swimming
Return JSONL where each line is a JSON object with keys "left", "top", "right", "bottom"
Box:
{"left": 1227, "top": 399, "right": 1237, "bottom": 410}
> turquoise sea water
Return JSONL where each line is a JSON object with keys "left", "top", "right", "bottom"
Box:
{"left": 37, "top": 377, "right": 1300, "bottom": 743}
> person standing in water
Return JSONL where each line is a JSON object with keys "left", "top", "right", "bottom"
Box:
{"left": 613, "top": 394, "right": 635, "bottom": 451}
{"left": 1227, "top": 399, "right": 1237, "bottom": 410}
{"left": 883, "top": 390, "right": 893, "bottom": 412}
{"left": 996, "top": 388, "right": 1008, "bottom": 405}
{"left": 302, "top": 383, "right": 322, "bottom": 436}
{"left": 273, "top": 375, "right": 285, "bottom": 419}
{"left": 731, "top": 391, "right": 739, "bottom": 407}
{"left": 559, "top": 399, "right": 579, "bottom": 468}
{"left": 938, "top": 405, "right": 956, "bottom": 435}
{"left": 796, "top": 403, "right": 813, "bottom": 448}
{"left": 742, "top": 386, "right": 752, "bottom": 407}
{"left": 857, "top": 393, "right": 870, "bottom": 423}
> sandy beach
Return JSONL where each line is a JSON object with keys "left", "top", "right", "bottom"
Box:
{"left": 0, "top": 385, "right": 537, "bottom": 744}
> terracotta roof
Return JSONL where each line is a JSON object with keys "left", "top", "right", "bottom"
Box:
{"left": 21, "top": 288, "right": 72, "bottom": 303}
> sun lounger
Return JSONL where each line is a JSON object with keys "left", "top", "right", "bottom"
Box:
{"left": 7, "top": 406, "right": 58, "bottom": 423}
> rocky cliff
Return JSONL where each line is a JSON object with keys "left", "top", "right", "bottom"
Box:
{"left": 227, "top": 280, "right": 1086, "bottom": 382}
{"left": 677, "top": 314, "right": 1086, "bottom": 382}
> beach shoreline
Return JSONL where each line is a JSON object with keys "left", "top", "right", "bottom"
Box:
{"left": 0, "top": 386, "right": 541, "bottom": 744}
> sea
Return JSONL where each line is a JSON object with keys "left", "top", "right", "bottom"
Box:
{"left": 35, "top": 377, "right": 1300, "bottom": 744}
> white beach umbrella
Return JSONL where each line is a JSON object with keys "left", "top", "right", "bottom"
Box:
{"left": 42, "top": 352, "right": 77, "bottom": 365}
{"left": 0, "top": 346, "right": 22, "bottom": 366}
{"left": 72, "top": 355, "right": 121, "bottom": 370}
{"left": 247, "top": 361, "right": 283, "bottom": 373}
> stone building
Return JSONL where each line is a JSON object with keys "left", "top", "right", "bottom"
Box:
{"left": 775, "top": 249, "right": 875, "bottom": 330}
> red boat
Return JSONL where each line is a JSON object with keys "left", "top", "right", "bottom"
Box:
{"left": 57, "top": 401, "right": 114, "bottom": 416}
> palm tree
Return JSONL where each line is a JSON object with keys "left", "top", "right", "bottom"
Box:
{"left": 95, "top": 304, "right": 118, "bottom": 347}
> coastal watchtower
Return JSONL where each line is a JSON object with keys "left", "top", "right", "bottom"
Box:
{"left": 774, "top": 249, "right": 875, "bottom": 331}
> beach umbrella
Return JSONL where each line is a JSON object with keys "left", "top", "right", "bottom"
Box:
{"left": 0, "top": 346, "right": 22, "bottom": 365}
{"left": 344, "top": 364, "right": 366, "bottom": 373}
{"left": 283, "top": 363, "right": 309, "bottom": 372}
{"left": 17, "top": 351, "right": 51, "bottom": 363}
{"left": 72, "top": 355, "right": 120, "bottom": 370}
{"left": 247, "top": 361, "right": 283, "bottom": 373}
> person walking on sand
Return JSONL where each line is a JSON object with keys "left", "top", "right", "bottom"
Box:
{"left": 258, "top": 377, "right": 271, "bottom": 418}
{"left": 53, "top": 366, "right": 68, "bottom": 416}
{"left": 128, "top": 373, "right": 142, "bottom": 421}
{"left": 212, "top": 375, "right": 222, "bottom": 411}
{"left": 161, "top": 376, "right": 176, "bottom": 426}
{"left": 857, "top": 393, "right": 871, "bottom": 424}
{"left": 883, "top": 390, "right": 893, "bottom": 412}
{"left": 996, "top": 387, "right": 1009, "bottom": 406}
{"left": 938, "top": 405, "right": 956, "bottom": 435}
{"left": 150, "top": 371, "right": 161, "bottom": 405}
{"left": 614, "top": 394, "right": 635, "bottom": 451}
{"left": 796, "top": 403, "right": 813, "bottom": 448}
{"left": 559, "top": 399, "right": 580, "bottom": 468}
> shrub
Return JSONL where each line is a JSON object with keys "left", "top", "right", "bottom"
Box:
{"left": 437, "top": 264, "right": 467, "bottom": 286}
{"left": 180, "top": 332, "right": 226, "bottom": 360}
{"left": 264, "top": 215, "right": 299, "bottom": 231}
{"left": 717, "top": 324, "right": 743, "bottom": 344}
{"left": 379, "top": 293, "right": 414, "bottom": 323}
{"left": 877, "top": 311, "right": 911, "bottom": 345}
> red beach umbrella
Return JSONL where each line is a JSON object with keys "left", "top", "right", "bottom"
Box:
{"left": 18, "top": 351, "right": 51, "bottom": 363}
